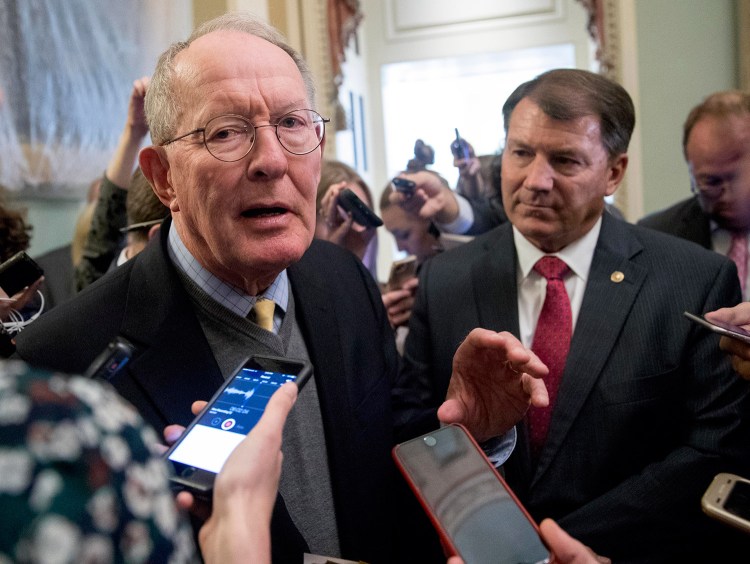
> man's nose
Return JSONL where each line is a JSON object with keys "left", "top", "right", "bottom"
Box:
{"left": 523, "top": 157, "right": 554, "bottom": 191}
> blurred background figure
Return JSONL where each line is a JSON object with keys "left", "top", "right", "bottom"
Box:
{"left": 638, "top": 90, "right": 750, "bottom": 299}
{"left": 115, "top": 168, "right": 169, "bottom": 265}
{"left": 380, "top": 183, "right": 441, "bottom": 266}
{"left": 0, "top": 189, "right": 32, "bottom": 263}
{"left": 75, "top": 77, "right": 151, "bottom": 292}
{"left": 315, "top": 159, "right": 379, "bottom": 279}
{"left": 35, "top": 178, "right": 100, "bottom": 310}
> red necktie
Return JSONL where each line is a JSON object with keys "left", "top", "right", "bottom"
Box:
{"left": 528, "top": 256, "right": 572, "bottom": 458}
{"left": 728, "top": 232, "right": 748, "bottom": 297}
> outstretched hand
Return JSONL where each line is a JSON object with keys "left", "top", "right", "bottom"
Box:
{"left": 438, "top": 328, "right": 549, "bottom": 442}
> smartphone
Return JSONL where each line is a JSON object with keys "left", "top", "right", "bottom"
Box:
{"left": 0, "top": 251, "right": 44, "bottom": 297}
{"left": 450, "top": 128, "right": 471, "bottom": 161}
{"left": 391, "top": 176, "right": 416, "bottom": 197}
{"left": 386, "top": 255, "right": 417, "bottom": 292}
{"left": 683, "top": 311, "right": 750, "bottom": 344}
{"left": 392, "top": 424, "right": 549, "bottom": 564}
{"left": 83, "top": 336, "right": 137, "bottom": 381}
{"left": 702, "top": 473, "right": 750, "bottom": 535}
{"left": 337, "top": 188, "right": 383, "bottom": 228}
{"left": 166, "top": 354, "right": 312, "bottom": 495}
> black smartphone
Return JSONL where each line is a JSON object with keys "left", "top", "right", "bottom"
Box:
{"left": 683, "top": 311, "right": 750, "bottom": 344}
{"left": 702, "top": 472, "right": 750, "bottom": 535}
{"left": 391, "top": 176, "right": 416, "bottom": 197}
{"left": 166, "top": 354, "right": 312, "bottom": 495}
{"left": 0, "top": 251, "right": 44, "bottom": 297}
{"left": 83, "top": 337, "right": 137, "bottom": 381}
{"left": 392, "top": 424, "right": 549, "bottom": 564}
{"left": 450, "top": 128, "right": 471, "bottom": 161}
{"left": 337, "top": 188, "right": 383, "bottom": 228}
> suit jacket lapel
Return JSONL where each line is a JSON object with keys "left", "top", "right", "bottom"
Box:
{"left": 113, "top": 222, "right": 224, "bottom": 429}
{"left": 287, "top": 254, "right": 349, "bottom": 438}
{"left": 472, "top": 224, "right": 520, "bottom": 335}
{"left": 532, "top": 215, "right": 648, "bottom": 482}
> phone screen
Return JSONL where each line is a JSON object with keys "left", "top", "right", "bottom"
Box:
{"left": 393, "top": 425, "right": 548, "bottom": 564}
{"left": 724, "top": 480, "right": 750, "bottom": 519}
{"left": 167, "top": 357, "right": 310, "bottom": 491}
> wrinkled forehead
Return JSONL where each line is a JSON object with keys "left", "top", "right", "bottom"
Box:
{"left": 172, "top": 31, "right": 309, "bottom": 114}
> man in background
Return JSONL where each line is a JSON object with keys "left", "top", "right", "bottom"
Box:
{"left": 639, "top": 90, "right": 750, "bottom": 298}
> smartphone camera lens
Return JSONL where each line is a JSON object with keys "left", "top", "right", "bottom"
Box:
{"left": 424, "top": 436, "right": 437, "bottom": 447}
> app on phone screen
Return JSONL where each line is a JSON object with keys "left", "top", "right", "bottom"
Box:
{"left": 168, "top": 367, "right": 296, "bottom": 473}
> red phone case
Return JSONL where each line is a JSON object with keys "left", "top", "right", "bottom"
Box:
{"left": 392, "top": 424, "right": 546, "bottom": 562}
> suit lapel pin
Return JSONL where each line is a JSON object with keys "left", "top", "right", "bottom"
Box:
{"left": 610, "top": 271, "right": 625, "bottom": 283}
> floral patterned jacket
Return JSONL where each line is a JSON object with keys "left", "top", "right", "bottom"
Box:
{"left": 0, "top": 360, "right": 197, "bottom": 563}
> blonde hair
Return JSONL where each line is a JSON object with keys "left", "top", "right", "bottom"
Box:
{"left": 70, "top": 201, "right": 96, "bottom": 267}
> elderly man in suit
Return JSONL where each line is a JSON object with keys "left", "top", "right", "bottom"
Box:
{"left": 13, "top": 12, "right": 558, "bottom": 564}
{"left": 400, "top": 69, "right": 750, "bottom": 562}
{"left": 638, "top": 91, "right": 750, "bottom": 299}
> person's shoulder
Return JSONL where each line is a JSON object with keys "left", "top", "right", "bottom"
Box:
{"left": 637, "top": 196, "right": 702, "bottom": 227}
{"left": 431, "top": 223, "right": 509, "bottom": 266}
{"left": 628, "top": 220, "right": 728, "bottom": 266}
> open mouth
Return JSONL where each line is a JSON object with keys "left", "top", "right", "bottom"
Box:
{"left": 241, "top": 207, "right": 287, "bottom": 218}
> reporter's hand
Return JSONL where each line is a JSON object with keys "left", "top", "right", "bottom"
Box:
{"left": 438, "top": 329, "right": 549, "bottom": 442}
{"left": 389, "top": 171, "right": 460, "bottom": 224}
{"left": 198, "top": 383, "right": 298, "bottom": 564}
{"left": 382, "top": 277, "right": 418, "bottom": 328}
{"left": 541, "top": 519, "right": 611, "bottom": 564}
{"left": 444, "top": 519, "right": 609, "bottom": 564}
{"left": 0, "top": 277, "right": 44, "bottom": 322}
{"left": 705, "top": 304, "right": 750, "bottom": 379}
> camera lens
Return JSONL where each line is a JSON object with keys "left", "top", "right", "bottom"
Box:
{"left": 424, "top": 436, "right": 437, "bottom": 447}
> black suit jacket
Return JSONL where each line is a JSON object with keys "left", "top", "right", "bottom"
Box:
{"left": 16, "top": 221, "right": 440, "bottom": 564}
{"left": 637, "top": 196, "right": 712, "bottom": 249}
{"left": 35, "top": 244, "right": 75, "bottom": 310}
{"left": 402, "top": 213, "right": 750, "bottom": 562}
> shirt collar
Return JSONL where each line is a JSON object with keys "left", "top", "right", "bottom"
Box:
{"left": 514, "top": 216, "right": 602, "bottom": 283}
{"left": 167, "top": 222, "right": 289, "bottom": 318}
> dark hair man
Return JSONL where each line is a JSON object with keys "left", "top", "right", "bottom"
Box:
{"left": 399, "top": 68, "right": 750, "bottom": 562}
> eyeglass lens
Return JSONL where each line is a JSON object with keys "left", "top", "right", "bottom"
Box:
{"left": 203, "top": 110, "right": 326, "bottom": 161}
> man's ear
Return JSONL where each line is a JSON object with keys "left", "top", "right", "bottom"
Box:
{"left": 605, "top": 153, "right": 629, "bottom": 197}
{"left": 147, "top": 223, "right": 161, "bottom": 241}
{"left": 140, "top": 146, "right": 179, "bottom": 212}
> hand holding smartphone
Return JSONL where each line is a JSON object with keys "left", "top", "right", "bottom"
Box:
{"left": 393, "top": 424, "right": 549, "bottom": 564}
{"left": 683, "top": 311, "right": 750, "bottom": 344}
{"left": 702, "top": 473, "right": 750, "bottom": 534}
{"left": 166, "top": 354, "right": 312, "bottom": 495}
{"left": 0, "top": 251, "right": 44, "bottom": 297}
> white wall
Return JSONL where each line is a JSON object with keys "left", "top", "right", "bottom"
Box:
{"left": 634, "top": 0, "right": 737, "bottom": 215}
{"left": 359, "top": 0, "right": 594, "bottom": 278}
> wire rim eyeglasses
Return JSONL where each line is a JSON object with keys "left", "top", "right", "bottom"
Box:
{"left": 160, "top": 109, "right": 330, "bottom": 161}
{"left": 690, "top": 175, "right": 735, "bottom": 199}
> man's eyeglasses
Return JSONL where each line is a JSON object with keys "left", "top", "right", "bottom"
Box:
{"left": 161, "top": 109, "right": 330, "bottom": 161}
{"left": 690, "top": 174, "right": 736, "bottom": 199}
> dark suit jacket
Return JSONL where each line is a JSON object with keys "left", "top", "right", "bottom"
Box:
{"left": 16, "top": 221, "right": 440, "bottom": 564}
{"left": 402, "top": 213, "right": 750, "bottom": 562}
{"left": 637, "top": 196, "right": 712, "bottom": 249}
{"left": 34, "top": 244, "right": 75, "bottom": 310}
